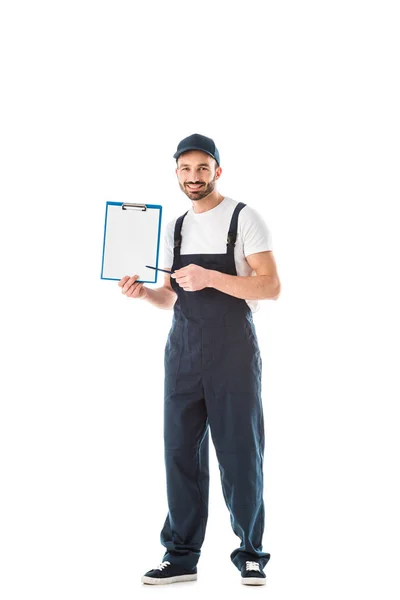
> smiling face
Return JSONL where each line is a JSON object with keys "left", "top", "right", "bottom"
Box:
{"left": 176, "top": 150, "right": 222, "bottom": 201}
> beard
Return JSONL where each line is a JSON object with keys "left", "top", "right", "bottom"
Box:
{"left": 179, "top": 175, "right": 217, "bottom": 201}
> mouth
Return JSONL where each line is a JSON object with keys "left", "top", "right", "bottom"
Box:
{"left": 186, "top": 183, "right": 204, "bottom": 191}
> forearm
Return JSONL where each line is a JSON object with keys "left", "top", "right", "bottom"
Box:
{"left": 144, "top": 286, "right": 177, "bottom": 309}
{"left": 208, "top": 271, "right": 280, "bottom": 301}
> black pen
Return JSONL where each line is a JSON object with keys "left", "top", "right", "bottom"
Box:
{"left": 145, "top": 265, "right": 173, "bottom": 274}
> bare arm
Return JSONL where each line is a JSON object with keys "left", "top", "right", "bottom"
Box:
{"left": 210, "top": 251, "right": 281, "bottom": 300}
{"left": 145, "top": 272, "right": 177, "bottom": 309}
{"left": 172, "top": 251, "right": 281, "bottom": 301}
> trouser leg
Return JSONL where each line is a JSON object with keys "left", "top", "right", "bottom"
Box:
{"left": 206, "top": 386, "right": 271, "bottom": 570}
{"left": 160, "top": 391, "right": 209, "bottom": 570}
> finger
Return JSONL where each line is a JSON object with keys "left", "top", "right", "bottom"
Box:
{"left": 122, "top": 275, "right": 139, "bottom": 293}
{"left": 125, "top": 282, "right": 141, "bottom": 296}
{"left": 129, "top": 283, "right": 144, "bottom": 298}
{"left": 118, "top": 276, "right": 130, "bottom": 287}
{"left": 126, "top": 283, "right": 140, "bottom": 297}
{"left": 173, "top": 266, "right": 188, "bottom": 275}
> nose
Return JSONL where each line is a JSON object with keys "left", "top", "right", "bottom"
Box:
{"left": 186, "top": 170, "right": 202, "bottom": 183}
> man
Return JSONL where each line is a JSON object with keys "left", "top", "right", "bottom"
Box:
{"left": 118, "top": 133, "right": 280, "bottom": 586}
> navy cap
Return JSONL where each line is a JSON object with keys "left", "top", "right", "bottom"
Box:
{"left": 173, "top": 133, "right": 220, "bottom": 166}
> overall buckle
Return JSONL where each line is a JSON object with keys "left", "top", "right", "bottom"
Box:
{"left": 227, "top": 233, "right": 237, "bottom": 246}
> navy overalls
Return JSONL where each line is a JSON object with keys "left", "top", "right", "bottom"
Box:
{"left": 160, "top": 202, "right": 271, "bottom": 571}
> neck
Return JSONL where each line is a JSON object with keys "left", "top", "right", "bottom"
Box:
{"left": 192, "top": 191, "right": 225, "bottom": 214}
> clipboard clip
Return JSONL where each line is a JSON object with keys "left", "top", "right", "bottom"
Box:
{"left": 122, "top": 203, "right": 147, "bottom": 211}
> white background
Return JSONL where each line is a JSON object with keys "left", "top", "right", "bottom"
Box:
{"left": 1, "top": 1, "right": 399, "bottom": 598}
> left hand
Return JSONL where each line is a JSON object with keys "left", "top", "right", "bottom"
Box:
{"left": 171, "top": 264, "right": 211, "bottom": 292}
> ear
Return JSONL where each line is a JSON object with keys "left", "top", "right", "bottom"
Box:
{"left": 215, "top": 166, "right": 222, "bottom": 180}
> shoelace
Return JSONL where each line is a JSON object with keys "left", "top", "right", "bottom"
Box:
{"left": 246, "top": 561, "right": 260, "bottom": 572}
{"left": 155, "top": 561, "right": 171, "bottom": 571}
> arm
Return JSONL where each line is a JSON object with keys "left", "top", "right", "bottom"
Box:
{"left": 172, "top": 251, "right": 281, "bottom": 301}
{"left": 210, "top": 251, "right": 280, "bottom": 300}
{"left": 145, "top": 272, "right": 177, "bottom": 309}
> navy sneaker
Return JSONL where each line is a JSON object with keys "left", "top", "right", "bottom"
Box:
{"left": 141, "top": 560, "right": 197, "bottom": 585}
{"left": 241, "top": 561, "right": 266, "bottom": 585}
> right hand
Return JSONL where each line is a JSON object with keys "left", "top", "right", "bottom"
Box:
{"left": 118, "top": 275, "right": 148, "bottom": 300}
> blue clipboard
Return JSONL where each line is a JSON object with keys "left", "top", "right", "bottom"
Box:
{"left": 100, "top": 202, "right": 163, "bottom": 283}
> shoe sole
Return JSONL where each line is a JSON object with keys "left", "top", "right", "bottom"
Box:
{"left": 142, "top": 574, "right": 197, "bottom": 585}
{"left": 241, "top": 577, "right": 266, "bottom": 586}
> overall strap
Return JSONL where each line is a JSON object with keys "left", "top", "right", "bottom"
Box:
{"left": 227, "top": 202, "right": 246, "bottom": 257}
{"left": 173, "top": 211, "right": 189, "bottom": 257}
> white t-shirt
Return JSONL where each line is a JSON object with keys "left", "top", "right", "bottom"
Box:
{"left": 163, "top": 196, "right": 273, "bottom": 313}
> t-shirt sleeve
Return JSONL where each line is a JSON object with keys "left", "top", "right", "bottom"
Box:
{"left": 162, "top": 219, "right": 175, "bottom": 269}
{"left": 239, "top": 205, "right": 273, "bottom": 257}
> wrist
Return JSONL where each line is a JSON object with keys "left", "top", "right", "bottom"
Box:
{"left": 207, "top": 269, "right": 218, "bottom": 288}
{"left": 140, "top": 285, "right": 149, "bottom": 299}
